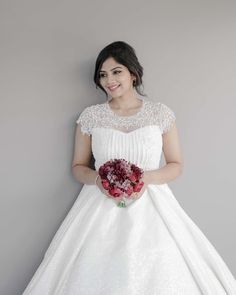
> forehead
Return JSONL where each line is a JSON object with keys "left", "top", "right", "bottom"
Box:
{"left": 100, "top": 57, "right": 125, "bottom": 71}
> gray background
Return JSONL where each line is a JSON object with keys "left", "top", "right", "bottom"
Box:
{"left": 0, "top": 0, "right": 235, "bottom": 294}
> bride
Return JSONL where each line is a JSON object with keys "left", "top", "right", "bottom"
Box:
{"left": 22, "top": 41, "right": 236, "bottom": 295}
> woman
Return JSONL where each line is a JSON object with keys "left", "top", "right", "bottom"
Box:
{"left": 23, "top": 41, "right": 236, "bottom": 294}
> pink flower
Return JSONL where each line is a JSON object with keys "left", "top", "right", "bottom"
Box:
{"left": 98, "top": 158, "right": 144, "bottom": 203}
{"left": 125, "top": 185, "right": 134, "bottom": 196}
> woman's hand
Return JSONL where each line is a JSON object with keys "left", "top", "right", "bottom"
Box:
{"left": 130, "top": 183, "right": 148, "bottom": 200}
{"left": 130, "top": 172, "right": 149, "bottom": 200}
{"left": 95, "top": 175, "right": 113, "bottom": 199}
{"left": 96, "top": 176, "right": 128, "bottom": 205}
{"left": 95, "top": 172, "right": 150, "bottom": 203}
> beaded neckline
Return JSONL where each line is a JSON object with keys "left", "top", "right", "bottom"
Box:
{"left": 105, "top": 98, "right": 146, "bottom": 118}
{"left": 76, "top": 99, "right": 176, "bottom": 135}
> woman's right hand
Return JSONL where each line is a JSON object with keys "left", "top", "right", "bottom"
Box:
{"left": 95, "top": 175, "right": 124, "bottom": 203}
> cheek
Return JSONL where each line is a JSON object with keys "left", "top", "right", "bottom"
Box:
{"left": 99, "top": 79, "right": 105, "bottom": 86}
{"left": 119, "top": 75, "right": 132, "bottom": 84}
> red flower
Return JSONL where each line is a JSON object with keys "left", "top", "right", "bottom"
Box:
{"left": 101, "top": 179, "right": 110, "bottom": 189}
{"left": 128, "top": 173, "right": 137, "bottom": 182}
{"left": 109, "top": 187, "right": 123, "bottom": 198}
{"left": 133, "top": 181, "right": 144, "bottom": 192}
{"left": 98, "top": 159, "right": 144, "bottom": 202}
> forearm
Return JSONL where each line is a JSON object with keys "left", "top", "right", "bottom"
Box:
{"left": 144, "top": 162, "right": 183, "bottom": 185}
{"left": 72, "top": 164, "right": 98, "bottom": 185}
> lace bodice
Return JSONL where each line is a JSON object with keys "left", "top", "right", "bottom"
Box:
{"left": 75, "top": 98, "right": 176, "bottom": 171}
{"left": 76, "top": 98, "right": 176, "bottom": 135}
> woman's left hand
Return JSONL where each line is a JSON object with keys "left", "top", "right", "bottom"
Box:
{"left": 131, "top": 172, "right": 149, "bottom": 200}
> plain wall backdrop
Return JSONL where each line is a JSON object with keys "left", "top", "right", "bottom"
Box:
{"left": 0, "top": 0, "right": 235, "bottom": 294}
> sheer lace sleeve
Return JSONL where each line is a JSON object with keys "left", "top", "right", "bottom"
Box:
{"left": 76, "top": 106, "right": 93, "bottom": 136}
{"left": 158, "top": 103, "right": 176, "bottom": 134}
{"left": 75, "top": 100, "right": 176, "bottom": 135}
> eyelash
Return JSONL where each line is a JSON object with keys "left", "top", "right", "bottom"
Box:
{"left": 99, "top": 70, "right": 122, "bottom": 78}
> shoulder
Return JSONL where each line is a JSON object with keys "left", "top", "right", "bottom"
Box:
{"left": 75, "top": 102, "right": 106, "bottom": 135}
{"left": 147, "top": 100, "right": 176, "bottom": 134}
{"left": 76, "top": 102, "right": 104, "bottom": 121}
{"left": 147, "top": 100, "right": 174, "bottom": 113}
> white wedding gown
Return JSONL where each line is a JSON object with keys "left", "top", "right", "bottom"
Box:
{"left": 23, "top": 98, "right": 236, "bottom": 295}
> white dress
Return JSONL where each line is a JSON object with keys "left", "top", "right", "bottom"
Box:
{"left": 22, "top": 98, "right": 236, "bottom": 295}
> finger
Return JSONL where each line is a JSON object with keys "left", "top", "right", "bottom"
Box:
{"left": 103, "top": 192, "right": 108, "bottom": 197}
{"left": 106, "top": 192, "right": 113, "bottom": 199}
{"left": 133, "top": 192, "right": 139, "bottom": 199}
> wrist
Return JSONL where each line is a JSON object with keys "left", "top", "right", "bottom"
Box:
{"left": 143, "top": 171, "right": 150, "bottom": 185}
{"left": 95, "top": 174, "right": 100, "bottom": 186}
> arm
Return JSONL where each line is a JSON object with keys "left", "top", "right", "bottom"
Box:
{"left": 71, "top": 123, "right": 98, "bottom": 185}
{"left": 143, "top": 122, "right": 184, "bottom": 185}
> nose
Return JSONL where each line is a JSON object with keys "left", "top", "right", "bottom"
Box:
{"left": 105, "top": 73, "right": 115, "bottom": 85}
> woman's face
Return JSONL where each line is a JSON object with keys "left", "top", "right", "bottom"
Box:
{"left": 98, "top": 57, "right": 136, "bottom": 98}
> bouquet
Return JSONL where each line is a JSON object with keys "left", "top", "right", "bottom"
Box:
{"left": 98, "top": 158, "right": 144, "bottom": 208}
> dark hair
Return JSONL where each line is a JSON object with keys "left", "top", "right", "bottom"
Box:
{"left": 93, "top": 41, "right": 147, "bottom": 97}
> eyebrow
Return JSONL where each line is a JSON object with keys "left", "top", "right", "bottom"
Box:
{"left": 99, "top": 66, "right": 122, "bottom": 73}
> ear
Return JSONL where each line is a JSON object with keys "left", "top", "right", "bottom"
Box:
{"left": 131, "top": 73, "right": 136, "bottom": 82}
{"left": 131, "top": 73, "right": 136, "bottom": 79}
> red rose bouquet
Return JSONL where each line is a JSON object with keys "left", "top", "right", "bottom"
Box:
{"left": 98, "top": 158, "right": 144, "bottom": 207}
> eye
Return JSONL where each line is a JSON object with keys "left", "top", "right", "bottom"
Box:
{"left": 99, "top": 73, "right": 106, "bottom": 78}
{"left": 99, "top": 70, "right": 121, "bottom": 79}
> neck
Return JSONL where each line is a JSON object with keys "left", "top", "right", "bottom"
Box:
{"left": 109, "top": 91, "right": 141, "bottom": 110}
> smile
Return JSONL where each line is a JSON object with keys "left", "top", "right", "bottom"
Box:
{"left": 107, "top": 85, "right": 120, "bottom": 91}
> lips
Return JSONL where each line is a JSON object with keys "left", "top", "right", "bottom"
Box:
{"left": 107, "top": 84, "right": 120, "bottom": 91}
